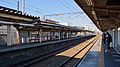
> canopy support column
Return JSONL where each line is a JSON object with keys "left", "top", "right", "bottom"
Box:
{"left": 39, "top": 28, "right": 42, "bottom": 43}
{"left": 114, "top": 27, "right": 118, "bottom": 47}
{"left": 59, "top": 30, "right": 61, "bottom": 40}
{"left": 7, "top": 25, "right": 12, "bottom": 46}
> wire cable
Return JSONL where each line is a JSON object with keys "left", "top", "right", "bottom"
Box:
{"left": 56, "top": 0, "right": 75, "bottom": 12}
{"left": 0, "top": 0, "right": 44, "bottom": 15}
{"left": 10, "top": 0, "right": 52, "bottom": 13}
{"left": 64, "top": 0, "right": 78, "bottom": 12}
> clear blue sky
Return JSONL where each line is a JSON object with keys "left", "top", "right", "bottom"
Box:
{"left": 0, "top": 0, "right": 96, "bottom": 28}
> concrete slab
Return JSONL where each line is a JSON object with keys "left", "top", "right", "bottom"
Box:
{"left": 104, "top": 45, "right": 120, "bottom": 67}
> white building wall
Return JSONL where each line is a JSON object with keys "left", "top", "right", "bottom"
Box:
{"left": 118, "top": 29, "right": 120, "bottom": 46}
{"left": 108, "top": 28, "right": 120, "bottom": 53}
{"left": 0, "top": 25, "right": 19, "bottom": 45}
{"left": 109, "top": 30, "right": 114, "bottom": 47}
{"left": 109, "top": 28, "right": 120, "bottom": 47}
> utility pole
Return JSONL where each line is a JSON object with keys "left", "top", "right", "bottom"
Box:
{"left": 17, "top": 1, "right": 19, "bottom": 12}
{"left": 22, "top": 0, "right": 25, "bottom": 14}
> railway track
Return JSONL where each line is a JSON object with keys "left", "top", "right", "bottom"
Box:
{"left": 5, "top": 36, "right": 94, "bottom": 67}
{"left": 12, "top": 36, "right": 99, "bottom": 67}
{"left": 58, "top": 37, "right": 99, "bottom": 67}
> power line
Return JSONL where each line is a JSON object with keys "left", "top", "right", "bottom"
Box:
{"left": 62, "top": 0, "right": 86, "bottom": 18}
{"left": 0, "top": 0, "right": 44, "bottom": 15}
{"left": 63, "top": 1, "right": 88, "bottom": 24}
{"left": 57, "top": 0, "right": 88, "bottom": 25}
{"left": 10, "top": 0, "right": 52, "bottom": 13}
{"left": 1, "top": 0, "right": 51, "bottom": 15}
{"left": 0, "top": 0, "right": 17, "bottom": 6}
{"left": 56, "top": 0, "right": 75, "bottom": 12}
{"left": 64, "top": 0, "right": 78, "bottom": 12}
{"left": 1, "top": 0, "right": 90, "bottom": 25}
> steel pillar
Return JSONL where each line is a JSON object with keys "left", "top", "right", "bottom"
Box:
{"left": 114, "top": 28, "right": 118, "bottom": 47}
{"left": 69, "top": 31, "right": 71, "bottom": 39}
{"left": 39, "top": 29, "right": 42, "bottom": 43}
{"left": 7, "top": 25, "right": 12, "bottom": 46}
{"left": 59, "top": 30, "right": 60, "bottom": 40}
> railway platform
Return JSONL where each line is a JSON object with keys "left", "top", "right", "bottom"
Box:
{"left": 0, "top": 36, "right": 87, "bottom": 53}
{"left": 77, "top": 38, "right": 120, "bottom": 67}
{"left": 103, "top": 45, "right": 120, "bottom": 67}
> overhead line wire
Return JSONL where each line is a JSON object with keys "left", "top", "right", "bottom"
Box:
{"left": 56, "top": 0, "right": 86, "bottom": 23}
{"left": 57, "top": 0, "right": 75, "bottom": 12}
{"left": 14, "top": 0, "right": 52, "bottom": 13}
{"left": 0, "top": 0, "right": 44, "bottom": 15}
{"left": 64, "top": 0, "right": 78, "bottom": 12}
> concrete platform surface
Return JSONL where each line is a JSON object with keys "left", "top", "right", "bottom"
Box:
{"left": 77, "top": 37, "right": 120, "bottom": 67}
{"left": 104, "top": 44, "right": 120, "bottom": 67}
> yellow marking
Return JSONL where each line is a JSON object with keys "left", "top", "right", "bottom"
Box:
{"left": 105, "top": 50, "right": 107, "bottom": 53}
{"left": 98, "top": 36, "right": 104, "bottom": 67}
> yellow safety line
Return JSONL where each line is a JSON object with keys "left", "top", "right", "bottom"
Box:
{"left": 98, "top": 36, "right": 104, "bottom": 67}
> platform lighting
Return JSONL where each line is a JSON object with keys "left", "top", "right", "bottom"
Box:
{"left": 14, "top": 11, "right": 17, "bottom": 13}
{"left": 5, "top": 9, "right": 8, "bottom": 12}
{"left": 24, "top": 13, "right": 28, "bottom": 16}
{"left": 36, "top": 16, "right": 40, "bottom": 18}
{"left": 19, "top": 26, "right": 23, "bottom": 29}
{"left": 0, "top": 8, "right": 3, "bottom": 10}
{"left": 18, "top": 12, "right": 21, "bottom": 14}
{"left": 10, "top": 11, "right": 13, "bottom": 13}
{"left": 24, "top": 13, "right": 27, "bottom": 16}
{"left": 91, "top": 11, "right": 101, "bottom": 29}
{"left": 30, "top": 15, "right": 32, "bottom": 17}
{"left": 85, "top": 0, "right": 93, "bottom": 6}
{"left": 91, "top": 11, "right": 98, "bottom": 20}
{"left": 28, "top": 14, "right": 30, "bottom": 16}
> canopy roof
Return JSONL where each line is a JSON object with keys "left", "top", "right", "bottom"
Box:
{"left": 75, "top": 0, "right": 120, "bottom": 32}
{"left": 0, "top": 6, "right": 93, "bottom": 32}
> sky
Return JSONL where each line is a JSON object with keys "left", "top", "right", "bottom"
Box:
{"left": 0, "top": 0, "right": 98, "bottom": 31}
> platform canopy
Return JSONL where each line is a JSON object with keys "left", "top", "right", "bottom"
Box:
{"left": 75, "top": 0, "right": 120, "bottom": 32}
{"left": 0, "top": 6, "right": 93, "bottom": 33}
{"left": 0, "top": 6, "right": 40, "bottom": 25}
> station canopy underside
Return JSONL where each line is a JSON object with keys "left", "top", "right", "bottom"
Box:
{"left": 75, "top": 0, "right": 120, "bottom": 32}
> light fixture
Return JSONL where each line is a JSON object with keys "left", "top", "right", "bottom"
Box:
{"left": 91, "top": 11, "right": 98, "bottom": 20}
{"left": 85, "top": 0, "right": 93, "bottom": 6}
